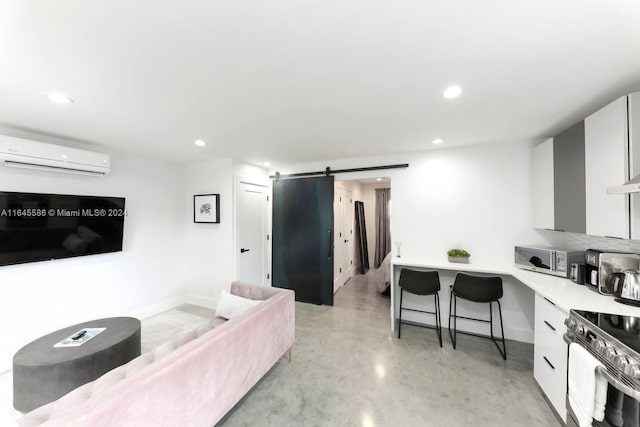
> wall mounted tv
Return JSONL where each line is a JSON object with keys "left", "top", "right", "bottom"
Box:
{"left": 0, "top": 191, "right": 126, "bottom": 267}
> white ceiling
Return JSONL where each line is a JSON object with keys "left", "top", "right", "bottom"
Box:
{"left": 1, "top": 1, "right": 639, "bottom": 168}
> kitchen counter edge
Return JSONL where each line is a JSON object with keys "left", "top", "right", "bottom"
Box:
{"left": 391, "top": 258, "right": 640, "bottom": 316}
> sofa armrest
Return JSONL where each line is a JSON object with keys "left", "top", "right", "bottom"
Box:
{"left": 230, "top": 282, "right": 292, "bottom": 300}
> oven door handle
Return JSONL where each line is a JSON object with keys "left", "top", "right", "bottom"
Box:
{"left": 595, "top": 366, "right": 640, "bottom": 402}
{"left": 564, "top": 333, "right": 640, "bottom": 402}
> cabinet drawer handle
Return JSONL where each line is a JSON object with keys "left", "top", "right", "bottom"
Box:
{"left": 544, "top": 320, "right": 556, "bottom": 331}
{"left": 543, "top": 356, "right": 555, "bottom": 370}
{"left": 544, "top": 297, "right": 556, "bottom": 306}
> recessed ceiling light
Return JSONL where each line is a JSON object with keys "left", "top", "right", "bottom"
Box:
{"left": 376, "top": 178, "right": 382, "bottom": 182}
{"left": 432, "top": 138, "right": 444, "bottom": 145}
{"left": 194, "top": 139, "right": 206, "bottom": 147}
{"left": 264, "top": 162, "right": 271, "bottom": 167}
{"left": 443, "top": 86, "right": 462, "bottom": 99}
{"left": 47, "top": 92, "right": 73, "bottom": 104}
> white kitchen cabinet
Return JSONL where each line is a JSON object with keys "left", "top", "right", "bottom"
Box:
{"left": 585, "top": 96, "right": 630, "bottom": 239}
{"left": 533, "top": 293, "right": 568, "bottom": 423}
{"left": 628, "top": 93, "right": 640, "bottom": 239}
{"left": 532, "top": 138, "right": 555, "bottom": 230}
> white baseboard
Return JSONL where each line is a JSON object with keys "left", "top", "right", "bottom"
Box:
{"left": 184, "top": 294, "right": 218, "bottom": 310}
{"left": 126, "top": 295, "right": 188, "bottom": 320}
{"left": 346, "top": 266, "right": 355, "bottom": 278}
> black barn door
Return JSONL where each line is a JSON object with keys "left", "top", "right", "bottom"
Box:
{"left": 272, "top": 176, "right": 334, "bottom": 305}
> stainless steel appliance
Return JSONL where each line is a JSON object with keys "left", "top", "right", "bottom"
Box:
{"left": 607, "top": 271, "right": 640, "bottom": 306}
{"left": 514, "top": 246, "right": 584, "bottom": 278}
{"left": 570, "top": 262, "right": 586, "bottom": 284}
{"left": 595, "top": 253, "right": 640, "bottom": 295}
{"left": 565, "top": 310, "right": 640, "bottom": 427}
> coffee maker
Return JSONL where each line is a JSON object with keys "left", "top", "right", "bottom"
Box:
{"left": 584, "top": 249, "right": 602, "bottom": 290}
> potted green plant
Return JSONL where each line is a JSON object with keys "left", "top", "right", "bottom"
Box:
{"left": 448, "top": 249, "right": 470, "bottom": 263}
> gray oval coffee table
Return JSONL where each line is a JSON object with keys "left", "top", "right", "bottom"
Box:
{"left": 13, "top": 317, "right": 141, "bottom": 413}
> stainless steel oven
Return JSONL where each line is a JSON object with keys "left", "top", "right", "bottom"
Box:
{"left": 565, "top": 310, "right": 640, "bottom": 427}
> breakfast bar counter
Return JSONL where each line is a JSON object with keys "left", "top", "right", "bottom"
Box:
{"left": 390, "top": 257, "right": 640, "bottom": 336}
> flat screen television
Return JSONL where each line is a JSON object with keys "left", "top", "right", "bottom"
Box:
{"left": 0, "top": 191, "right": 126, "bottom": 267}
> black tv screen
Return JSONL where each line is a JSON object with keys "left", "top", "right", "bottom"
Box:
{"left": 0, "top": 191, "right": 126, "bottom": 266}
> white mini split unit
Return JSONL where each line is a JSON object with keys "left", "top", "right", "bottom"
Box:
{"left": 0, "top": 135, "right": 111, "bottom": 176}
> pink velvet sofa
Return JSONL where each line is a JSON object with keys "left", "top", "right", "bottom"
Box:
{"left": 17, "top": 282, "right": 295, "bottom": 427}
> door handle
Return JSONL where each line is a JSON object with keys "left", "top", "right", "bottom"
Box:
{"left": 543, "top": 356, "right": 555, "bottom": 370}
{"left": 344, "top": 239, "right": 349, "bottom": 243}
{"left": 328, "top": 228, "right": 332, "bottom": 259}
{"left": 543, "top": 320, "right": 556, "bottom": 331}
{"left": 240, "top": 248, "right": 250, "bottom": 253}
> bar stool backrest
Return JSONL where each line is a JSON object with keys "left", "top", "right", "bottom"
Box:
{"left": 399, "top": 269, "right": 441, "bottom": 295}
{"left": 452, "top": 273, "right": 503, "bottom": 303}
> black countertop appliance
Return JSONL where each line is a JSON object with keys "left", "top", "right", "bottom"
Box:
{"left": 584, "top": 249, "right": 602, "bottom": 290}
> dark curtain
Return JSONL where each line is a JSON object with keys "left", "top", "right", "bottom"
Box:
{"left": 374, "top": 188, "right": 391, "bottom": 268}
{"left": 354, "top": 201, "right": 369, "bottom": 274}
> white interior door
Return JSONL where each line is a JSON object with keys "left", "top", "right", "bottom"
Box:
{"left": 345, "top": 190, "right": 354, "bottom": 276}
{"left": 236, "top": 181, "right": 268, "bottom": 285}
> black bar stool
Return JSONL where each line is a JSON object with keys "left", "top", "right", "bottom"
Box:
{"left": 448, "top": 272, "right": 506, "bottom": 360}
{"left": 397, "top": 268, "right": 442, "bottom": 347}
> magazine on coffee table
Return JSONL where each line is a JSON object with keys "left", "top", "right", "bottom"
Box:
{"left": 54, "top": 328, "right": 106, "bottom": 347}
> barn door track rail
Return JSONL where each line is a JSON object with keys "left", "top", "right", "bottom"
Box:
{"left": 270, "top": 164, "right": 409, "bottom": 180}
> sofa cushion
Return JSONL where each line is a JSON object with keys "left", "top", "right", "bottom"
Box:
{"left": 215, "top": 289, "right": 261, "bottom": 319}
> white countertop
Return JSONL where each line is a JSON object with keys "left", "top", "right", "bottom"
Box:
{"left": 391, "top": 257, "right": 640, "bottom": 316}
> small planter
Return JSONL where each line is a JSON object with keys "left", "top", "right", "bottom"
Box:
{"left": 448, "top": 256, "right": 469, "bottom": 264}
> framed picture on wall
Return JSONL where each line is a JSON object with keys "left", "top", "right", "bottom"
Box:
{"left": 193, "top": 194, "right": 220, "bottom": 223}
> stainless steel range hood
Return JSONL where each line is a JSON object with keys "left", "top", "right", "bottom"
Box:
{"left": 607, "top": 175, "right": 640, "bottom": 194}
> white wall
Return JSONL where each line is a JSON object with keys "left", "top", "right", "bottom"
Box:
{"left": 184, "top": 159, "right": 269, "bottom": 307}
{"left": 184, "top": 159, "right": 234, "bottom": 308}
{"left": 0, "top": 148, "right": 187, "bottom": 371}
{"left": 233, "top": 161, "right": 270, "bottom": 186}
{"left": 392, "top": 143, "right": 539, "bottom": 263}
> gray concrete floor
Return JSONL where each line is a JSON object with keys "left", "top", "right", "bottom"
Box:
{"left": 219, "top": 271, "right": 561, "bottom": 427}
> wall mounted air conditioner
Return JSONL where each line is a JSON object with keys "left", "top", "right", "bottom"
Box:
{"left": 0, "top": 135, "right": 111, "bottom": 176}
